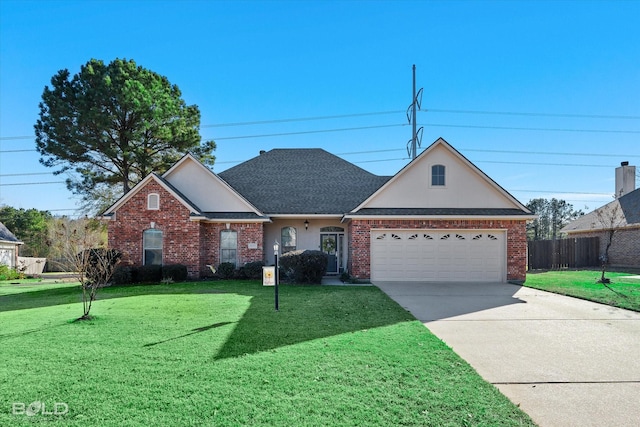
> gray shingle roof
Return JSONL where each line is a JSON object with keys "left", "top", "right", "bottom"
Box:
{"left": 194, "top": 212, "right": 269, "bottom": 220}
{"left": 350, "top": 208, "right": 533, "bottom": 216}
{"left": 219, "top": 149, "right": 391, "bottom": 215}
{"left": 562, "top": 187, "right": 640, "bottom": 233}
{"left": 0, "top": 221, "right": 22, "bottom": 243}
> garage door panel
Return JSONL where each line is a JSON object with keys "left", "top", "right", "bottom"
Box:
{"left": 370, "top": 229, "right": 506, "bottom": 282}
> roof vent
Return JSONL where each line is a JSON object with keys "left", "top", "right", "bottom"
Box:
{"left": 259, "top": 150, "right": 266, "bottom": 155}
{"left": 621, "top": 161, "right": 629, "bottom": 166}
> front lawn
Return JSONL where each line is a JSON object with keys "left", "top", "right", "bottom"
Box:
{"left": 525, "top": 270, "right": 640, "bottom": 312}
{"left": 0, "top": 281, "right": 534, "bottom": 426}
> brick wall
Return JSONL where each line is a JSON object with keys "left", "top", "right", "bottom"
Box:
{"left": 107, "top": 179, "right": 265, "bottom": 278}
{"left": 199, "top": 222, "right": 264, "bottom": 276}
{"left": 568, "top": 228, "right": 640, "bottom": 268}
{"left": 347, "top": 218, "right": 528, "bottom": 282}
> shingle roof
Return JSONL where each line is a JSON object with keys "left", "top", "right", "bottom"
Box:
{"left": 349, "top": 208, "right": 533, "bottom": 216}
{"left": 562, "top": 187, "right": 640, "bottom": 233}
{"left": 194, "top": 212, "right": 270, "bottom": 220}
{"left": 0, "top": 221, "right": 22, "bottom": 244}
{"left": 219, "top": 149, "right": 391, "bottom": 215}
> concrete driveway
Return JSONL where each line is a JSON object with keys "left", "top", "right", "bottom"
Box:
{"left": 374, "top": 281, "right": 640, "bottom": 427}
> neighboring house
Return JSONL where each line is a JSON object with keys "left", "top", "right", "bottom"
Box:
{"left": 0, "top": 221, "right": 23, "bottom": 269}
{"left": 103, "top": 138, "right": 534, "bottom": 283}
{"left": 561, "top": 162, "right": 639, "bottom": 268}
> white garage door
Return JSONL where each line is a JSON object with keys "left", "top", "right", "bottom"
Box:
{"left": 370, "top": 229, "right": 506, "bottom": 282}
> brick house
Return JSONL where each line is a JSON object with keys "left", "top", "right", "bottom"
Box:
{"left": 561, "top": 162, "right": 639, "bottom": 268}
{"left": 103, "top": 138, "right": 534, "bottom": 282}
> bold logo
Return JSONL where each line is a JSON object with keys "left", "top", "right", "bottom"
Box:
{"left": 12, "top": 401, "right": 68, "bottom": 416}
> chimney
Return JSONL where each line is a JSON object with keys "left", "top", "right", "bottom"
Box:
{"left": 615, "top": 161, "right": 636, "bottom": 198}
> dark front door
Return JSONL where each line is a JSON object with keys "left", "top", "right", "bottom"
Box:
{"left": 321, "top": 234, "right": 338, "bottom": 274}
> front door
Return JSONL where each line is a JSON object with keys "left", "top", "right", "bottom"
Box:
{"left": 321, "top": 233, "right": 340, "bottom": 274}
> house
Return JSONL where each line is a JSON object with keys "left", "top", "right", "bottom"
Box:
{"left": 103, "top": 138, "right": 535, "bottom": 283}
{"left": 0, "top": 221, "right": 23, "bottom": 269}
{"left": 561, "top": 162, "right": 640, "bottom": 268}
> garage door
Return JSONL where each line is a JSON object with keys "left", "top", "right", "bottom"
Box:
{"left": 370, "top": 229, "right": 506, "bottom": 282}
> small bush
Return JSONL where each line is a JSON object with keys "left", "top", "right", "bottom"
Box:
{"left": 138, "top": 265, "right": 163, "bottom": 283}
{"left": 279, "top": 250, "right": 328, "bottom": 284}
{"left": 241, "top": 261, "right": 265, "bottom": 280}
{"left": 162, "top": 264, "right": 188, "bottom": 282}
{"left": 217, "top": 262, "right": 236, "bottom": 279}
{"left": 0, "top": 265, "right": 23, "bottom": 281}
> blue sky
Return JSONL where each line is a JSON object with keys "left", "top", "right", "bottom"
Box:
{"left": 1, "top": 0, "right": 638, "bottom": 215}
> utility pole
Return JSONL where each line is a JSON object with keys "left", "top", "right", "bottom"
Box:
{"left": 407, "top": 64, "right": 423, "bottom": 159}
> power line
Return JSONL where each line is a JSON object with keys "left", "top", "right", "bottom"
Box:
{"left": 212, "top": 124, "right": 408, "bottom": 140}
{"left": 474, "top": 160, "right": 615, "bottom": 168}
{"left": 462, "top": 148, "right": 640, "bottom": 158}
{"left": 2, "top": 107, "right": 639, "bottom": 142}
{"left": 202, "top": 110, "right": 405, "bottom": 127}
{"left": 423, "top": 122, "right": 640, "bottom": 134}
{"left": 0, "top": 172, "right": 54, "bottom": 177}
{"left": 0, "top": 181, "right": 66, "bottom": 186}
{"left": 423, "top": 108, "right": 640, "bottom": 120}
{"left": 511, "top": 189, "right": 612, "bottom": 196}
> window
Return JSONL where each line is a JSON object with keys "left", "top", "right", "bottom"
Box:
{"left": 220, "top": 230, "right": 237, "bottom": 265}
{"left": 431, "top": 164, "right": 445, "bottom": 186}
{"left": 148, "top": 193, "right": 159, "bottom": 210}
{"left": 143, "top": 229, "right": 163, "bottom": 265}
{"left": 281, "top": 227, "right": 297, "bottom": 253}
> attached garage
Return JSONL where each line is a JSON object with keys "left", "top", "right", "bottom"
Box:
{"left": 370, "top": 229, "right": 506, "bottom": 282}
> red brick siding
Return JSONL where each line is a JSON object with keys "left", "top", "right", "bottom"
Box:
{"left": 567, "top": 228, "right": 640, "bottom": 268}
{"left": 198, "top": 222, "right": 264, "bottom": 276}
{"left": 107, "top": 180, "right": 264, "bottom": 278}
{"left": 347, "top": 219, "right": 528, "bottom": 282}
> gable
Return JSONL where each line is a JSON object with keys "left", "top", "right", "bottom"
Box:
{"left": 355, "top": 138, "right": 529, "bottom": 212}
{"left": 102, "top": 173, "right": 201, "bottom": 218}
{"left": 162, "top": 154, "right": 262, "bottom": 214}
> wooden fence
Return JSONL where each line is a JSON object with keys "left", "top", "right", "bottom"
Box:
{"left": 527, "top": 237, "right": 600, "bottom": 270}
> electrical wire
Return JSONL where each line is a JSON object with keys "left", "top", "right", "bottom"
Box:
{"left": 423, "top": 108, "right": 640, "bottom": 120}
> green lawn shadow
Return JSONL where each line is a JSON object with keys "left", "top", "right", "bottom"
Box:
{"left": 212, "top": 284, "right": 415, "bottom": 360}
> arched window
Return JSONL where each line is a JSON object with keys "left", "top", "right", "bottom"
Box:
{"left": 220, "top": 229, "right": 238, "bottom": 266}
{"left": 147, "top": 193, "right": 160, "bottom": 210}
{"left": 431, "top": 164, "right": 445, "bottom": 186}
{"left": 281, "top": 227, "right": 297, "bottom": 253}
{"left": 143, "top": 229, "right": 163, "bottom": 265}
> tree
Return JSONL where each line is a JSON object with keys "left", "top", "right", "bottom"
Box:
{"left": 595, "top": 203, "right": 625, "bottom": 285}
{"left": 35, "top": 58, "right": 215, "bottom": 213}
{"left": 0, "top": 206, "right": 52, "bottom": 257}
{"left": 526, "top": 198, "right": 584, "bottom": 240}
{"left": 49, "top": 217, "right": 120, "bottom": 320}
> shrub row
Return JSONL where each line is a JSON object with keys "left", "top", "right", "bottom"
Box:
{"left": 279, "top": 250, "right": 328, "bottom": 284}
{"left": 0, "top": 265, "right": 23, "bottom": 281}
{"left": 215, "top": 261, "right": 265, "bottom": 280}
{"left": 111, "top": 264, "right": 188, "bottom": 285}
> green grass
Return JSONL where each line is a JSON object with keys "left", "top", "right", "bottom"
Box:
{"left": 0, "top": 281, "right": 534, "bottom": 426}
{"left": 525, "top": 270, "right": 640, "bottom": 312}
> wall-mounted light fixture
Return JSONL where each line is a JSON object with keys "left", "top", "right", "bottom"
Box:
{"left": 304, "top": 219, "right": 309, "bottom": 230}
